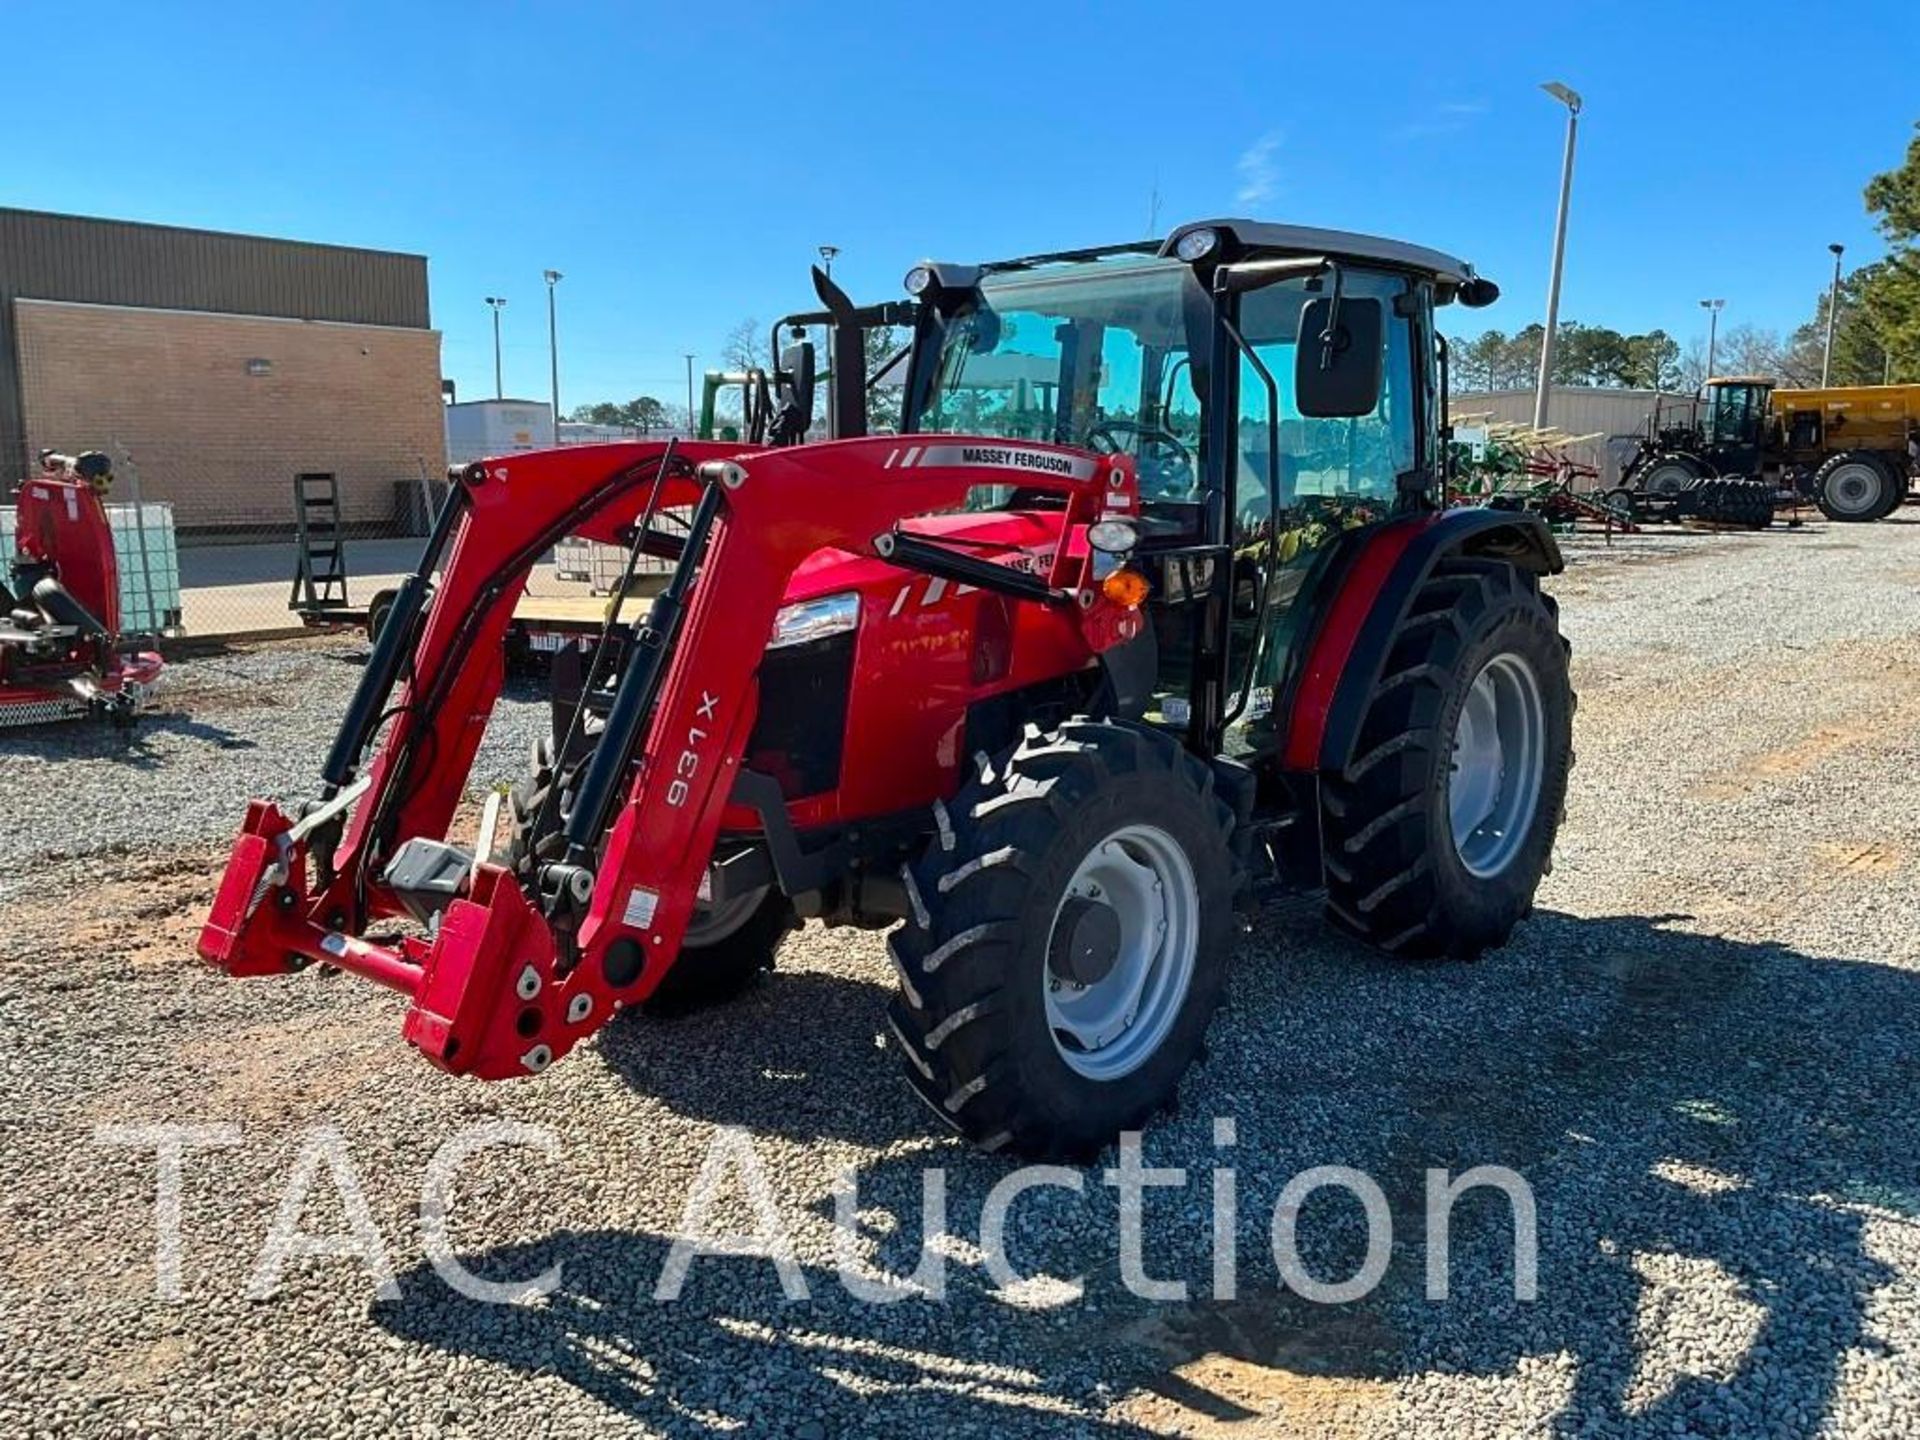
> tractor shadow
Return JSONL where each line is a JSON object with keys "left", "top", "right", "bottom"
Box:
{"left": 375, "top": 909, "right": 1915, "bottom": 1436}
{"left": 595, "top": 965, "right": 925, "bottom": 1148}
{"left": 372, "top": 1229, "right": 1161, "bottom": 1437}
{"left": 1102, "top": 907, "right": 1914, "bottom": 1437}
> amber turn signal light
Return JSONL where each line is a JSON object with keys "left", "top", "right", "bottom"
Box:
{"left": 1101, "top": 568, "right": 1150, "bottom": 609}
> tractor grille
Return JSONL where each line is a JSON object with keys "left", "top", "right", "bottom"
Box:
{"left": 745, "top": 632, "right": 854, "bottom": 799}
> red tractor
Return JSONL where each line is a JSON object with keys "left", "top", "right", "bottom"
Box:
{"left": 200, "top": 221, "right": 1573, "bottom": 1158}
{"left": 1, "top": 450, "right": 163, "bottom": 727}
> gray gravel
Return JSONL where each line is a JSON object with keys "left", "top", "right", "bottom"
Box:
{"left": 2, "top": 514, "right": 1918, "bottom": 1438}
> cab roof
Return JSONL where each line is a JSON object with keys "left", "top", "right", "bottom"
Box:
{"left": 1163, "top": 218, "right": 1481, "bottom": 288}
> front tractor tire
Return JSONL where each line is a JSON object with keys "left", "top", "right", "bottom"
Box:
{"left": 887, "top": 720, "right": 1238, "bottom": 1160}
{"left": 1322, "top": 558, "right": 1573, "bottom": 961}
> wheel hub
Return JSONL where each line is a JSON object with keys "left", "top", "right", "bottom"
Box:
{"left": 1448, "top": 652, "right": 1546, "bottom": 879}
{"left": 1829, "top": 464, "right": 1878, "bottom": 513}
{"left": 1044, "top": 824, "right": 1199, "bottom": 1081}
{"left": 1048, "top": 895, "right": 1123, "bottom": 987}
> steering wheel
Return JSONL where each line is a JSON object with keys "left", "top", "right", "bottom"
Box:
{"left": 1084, "top": 419, "right": 1196, "bottom": 495}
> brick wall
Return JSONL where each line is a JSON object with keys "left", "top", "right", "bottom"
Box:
{"left": 14, "top": 298, "right": 443, "bottom": 535}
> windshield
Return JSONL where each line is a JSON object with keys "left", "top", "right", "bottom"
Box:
{"left": 910, "top": 256, "right": 1206, "bottom": 501}
{"left": 1706, "top": 383, "right": 1766, "bottom": 447}
{"left": 908, "top": 255, "right": 1417, "bottom": 526}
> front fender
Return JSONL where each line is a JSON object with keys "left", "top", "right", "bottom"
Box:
{"left": 1281, "top": 508, "right": 1562, "bottom": 774}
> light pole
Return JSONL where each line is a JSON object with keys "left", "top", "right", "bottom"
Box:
{"left": 484, "top": 296, "right": 507, "bottom": 399}
{"left": 1532, "top": 81, "right": 1582, "bottom": 430}
{"left": 1821, "top": 243, "right": 1845, "bottom": 387}
{"left": 684, "top": 353, "right": 696, "bottom": 437}
{"left": 543, "top": 270, "right": 563, "bottom": 437}
{"left": 818, "top": 244, "right": 839, "bottom": 279}
{"left": 1700, "top": 298, "right": 1725, "bottom": 384}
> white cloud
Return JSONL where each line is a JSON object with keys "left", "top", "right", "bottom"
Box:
{"left": 1396, "top": 99, "right": 1490, "bottom": 140}
{"left": 1235, "top": 131, "right": 1284, "bottom": 206}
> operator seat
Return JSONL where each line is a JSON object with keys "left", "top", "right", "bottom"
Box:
{"left": 29, "top": 575, "right": 109, "bottom": 640}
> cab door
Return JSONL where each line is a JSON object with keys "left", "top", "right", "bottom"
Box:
{"left": 1222, "top": 268, "right": 1422, "bottom": 756}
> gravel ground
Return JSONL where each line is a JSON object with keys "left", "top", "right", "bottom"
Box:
{"left": 2, "top": 514, "right": 1917, "bottom": 1438}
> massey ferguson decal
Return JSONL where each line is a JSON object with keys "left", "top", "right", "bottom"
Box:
{"left": 883, "top": 443, "right": 1099, "bottom": 481}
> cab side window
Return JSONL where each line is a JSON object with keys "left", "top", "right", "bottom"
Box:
{"left": 1233, "top": 269, "right": 1419, "bottom": 541}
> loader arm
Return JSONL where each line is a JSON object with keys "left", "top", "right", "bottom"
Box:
{"left": 199, "top": 435, "right": 1143, "bottom": 1081}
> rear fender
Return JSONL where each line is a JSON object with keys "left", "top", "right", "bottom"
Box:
{"left": 1282, "top": 508, "right": 1561, "bottom": 775}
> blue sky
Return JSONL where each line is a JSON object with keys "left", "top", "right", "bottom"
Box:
{"left": 8, "top": 0, "right": 1917, "bottom": 411}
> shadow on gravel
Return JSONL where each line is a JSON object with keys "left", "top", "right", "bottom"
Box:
{"left": 373, "top": 1228, "right": 1162, "bottom": 1436}
{"left": 0, "top": 709, "right": 256, "bottom": 764}
{"left": 374, "top": 908, "right": 1914, "bottom": 1436}
{"left": 596, "top": 968, "right": 923, "bottom": 1147}
{"left": 1110, "top": 908, "right": 1914, "bottom": 1439}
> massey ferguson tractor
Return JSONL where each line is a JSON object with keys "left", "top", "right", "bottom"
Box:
{"left": 199, "top": 220, "right": 1575, "bottom": 1158}
{"left": 1, "top": 449, "right": 162, "bottom": 727}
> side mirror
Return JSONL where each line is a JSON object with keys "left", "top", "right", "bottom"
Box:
{"left": 1457, "top": 276, "right": 1501, "bottom": 308}
{"left": 769, "top": 340, "right": 816, "bottom": 445}
{"left": 1294, "top": 296, "right": 1383, "bottom": 418}
{"left": 777, "top": 339, "right": 816, "bottom": 419}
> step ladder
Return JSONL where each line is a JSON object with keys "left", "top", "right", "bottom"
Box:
{"left": 288, "top": 472, "right": 351, "bottom": 616}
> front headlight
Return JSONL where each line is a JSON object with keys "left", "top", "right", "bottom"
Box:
{"left": 768, "top": 593, "right": 860, "bottom": 650}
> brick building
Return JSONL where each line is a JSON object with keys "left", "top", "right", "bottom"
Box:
{"left": 1, "top": 208, "right": 443, "bottom": 537}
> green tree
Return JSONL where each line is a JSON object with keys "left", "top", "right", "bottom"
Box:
{"left": 627, "top": 397, "right": 672, "bottom": 432}
{"left": 1860, "top": 122, "right": 1920, "bottom": 383}
{"left": 566, "top": 396, "right": 677, "bottom": 431}
{"left": 569, "top": 401, "right": 627, "bottom": 426}
{"left": 1784, "top": 268, "right": 1895, "bottom": 387}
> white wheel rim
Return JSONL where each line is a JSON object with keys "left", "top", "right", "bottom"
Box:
{"left": 1448, "top": 653, "right": 1546, "bottom": 879}
{"left": 1044, "top": 823, "right": 1199, "bottom": 1081}
{"left": 1646, "top": 464, "right": 1692, "bottom": 495}
{"left": 1827, "top": 463, "right": 1881, "bottom": 515}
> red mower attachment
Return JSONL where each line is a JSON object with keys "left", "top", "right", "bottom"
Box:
{"left": 1, "top": 451, "right": 163, "bottom": 728}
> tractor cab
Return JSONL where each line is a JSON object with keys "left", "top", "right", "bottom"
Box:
{"left": 1701, "top": 376, "right": 1773, "bottom": 458}
{"left": 895, "top": 220, "right": 1499, "bottom": 755}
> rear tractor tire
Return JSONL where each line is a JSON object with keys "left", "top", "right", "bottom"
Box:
{"left": 1322, "top": 558, "right": 1573, "bottom": 960}
{"left": 1815, "top": 452, "right": 1894, "bottom": 523}
{"left": 887, "top": 720, "right": 1238, "bottom": 1160}
{"left": 504, "top": 734, "right": 797, "bottom": 1015}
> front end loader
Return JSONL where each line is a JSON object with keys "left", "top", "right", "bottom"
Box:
{"left": 199, "top": 221, "right": 1574, "bottom": 1158}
